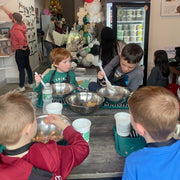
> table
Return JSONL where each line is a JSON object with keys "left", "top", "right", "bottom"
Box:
{"left": 36, "top": 106, "right": 127, "bottom": 179}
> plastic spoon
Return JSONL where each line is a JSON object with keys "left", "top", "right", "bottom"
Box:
{"left": 98, "top": 62, "right": 114, "bottom": 91}
{"left": 35, "top": 72, "right": 46, "bottom": 88}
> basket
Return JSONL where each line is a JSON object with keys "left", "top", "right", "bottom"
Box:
{"left": 0, "top": 145, "right": 6, "bottom": 153}
{"left": 113, "top": 125, "right": 146, "bottom": 157}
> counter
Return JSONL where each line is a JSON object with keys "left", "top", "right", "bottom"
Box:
{"left": 36, "top": 106, "right": 127, "bottom": 179}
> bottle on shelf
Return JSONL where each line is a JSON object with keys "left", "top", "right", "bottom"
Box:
{"left": 42, "top": 83, "right": 53, "bottom": 114}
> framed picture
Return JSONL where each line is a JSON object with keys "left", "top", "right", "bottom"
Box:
{"left": 161, "top": 0, "right": 180, "bottom": 16}
{"left": 0, "top": 28, "right": 10, "bottom": 35}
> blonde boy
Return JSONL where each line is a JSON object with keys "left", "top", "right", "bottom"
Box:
{"left": 122, "top": 86, "right": 180, "bottom": 180}
{"left": 0, "top": 91, "right": 89, "bottom": 180}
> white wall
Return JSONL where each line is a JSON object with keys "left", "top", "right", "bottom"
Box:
{"left": 148, "top": 0, "right": 180, "bottom": 77}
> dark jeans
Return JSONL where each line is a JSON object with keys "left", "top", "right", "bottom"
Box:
{"left": 44, "top": 41, "right": 54, "bottom": 68}
{"left": 88, "top": 82, "right": 101, "bottom": 92}
{"left": 15, "top": 47, "right": 33, "bottom": 88}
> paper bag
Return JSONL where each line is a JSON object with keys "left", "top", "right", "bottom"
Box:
{"left": 45, "top": 29, "right": 53, "bottom": 43}
{"left": 52, "top": 30, "right": 68, "bottom": 46}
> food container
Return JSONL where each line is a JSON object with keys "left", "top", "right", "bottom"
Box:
{"left": 97, "top": 86, "right": 130, "bottom": 104}
{"left": 24, "top": 92, "right": 38, "bottom": 107}
{"left": 66, "top": 92, "right": 104, "bottom": 114}
{"left": 114, "top": 125, "right": 146, "bottom": 157}
{"left": 52, "top": 83, "right": 76, "bottom": 98}
{"left": 174, "top": 123, "right": 180, "bottom": 139}
{"left": 33, "top": 114, "right": 71, "bottom": 143}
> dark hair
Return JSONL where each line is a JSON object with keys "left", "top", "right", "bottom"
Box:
{"left": 100, "top": 27, "right": 118, "bottom": 67}
{"left": 12, "top": 13, "right": 22, "bottom": 25}
{"left": 154, "top": 50, "right": 170, "bottom": 77}
{"left": 51, "top": 16, "right": 57, "bottom": 21}
{"left": 121, "top": 43, "right": 143, "bottom": 64}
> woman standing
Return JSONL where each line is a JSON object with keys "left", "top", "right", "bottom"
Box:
{"left": 0, "top": 6, "right": 33, "bottom": 92}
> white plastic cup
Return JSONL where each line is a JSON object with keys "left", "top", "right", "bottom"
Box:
{"left": 46, "top": 102, "right": 63, "bottom": 115}
{"left": 114, "top": 112, "right": 131, "bottom": 137}
{"left": 72, "top": 118, "right": 91, "bottom": 142}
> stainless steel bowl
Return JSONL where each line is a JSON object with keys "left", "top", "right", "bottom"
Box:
{"left": 66, "top": 92, "right": 105, "bottom": 114}
{"left": 97, "top": 86, "right": 130, "bottom": 104}
{"left": 52, "top": 83, "right": 76, "bottom": 98}
{"left": 33, "top": 114, "right": 71, "bottom": 143}
{"left": 24, "top": 92, "right": 38, "bottom": 107}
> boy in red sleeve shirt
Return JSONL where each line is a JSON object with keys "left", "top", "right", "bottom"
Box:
{"left": 0, "top": 91, "right": 89, "bottom": 180}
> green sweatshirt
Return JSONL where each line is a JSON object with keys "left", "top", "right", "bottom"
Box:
{"left": 33, "top": 70, "right": 79, "bottom": 108}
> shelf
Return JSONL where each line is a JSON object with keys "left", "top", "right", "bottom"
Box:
{"left": 0, "top": 53, "right": 15, "bottom": 58}
{"left": 117, "top": 21, "right": 143, "bottom": 24}
{"left": 0, "top": 38, "right": 10, "bottom": 41}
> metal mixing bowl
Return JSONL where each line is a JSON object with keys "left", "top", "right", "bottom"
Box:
{"left": 52, "top": 83, "right": 76, "bottom": 98}
{"left": 97, "top": 86, "right": 130, "bottom": 104}
{"left": 24, "top": 92, "right": 38, "bottom": 107}
{"left": 33, "top": 114, "right": 71, "bottom": 143}
{"left": 66, "top": 92, "right": 105, "bottom": 114}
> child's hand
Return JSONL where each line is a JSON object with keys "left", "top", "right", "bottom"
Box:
{"left": 44, "top": 114, "right": 68, "bottom": 131}
{"left": 100, "top": 81, "right": 107, "bottom": 87}
{"left": 98, "top": 71, "right": 104, "bottom": 80}
{"left": 34, "top": 74, "right": 42, "bottom": 87}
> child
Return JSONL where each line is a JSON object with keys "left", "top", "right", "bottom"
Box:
{"left": 89, "top": 43, "right": 144, "bottom": 92}
{"left": 0, "top": 91, "right": 89, "bottom": 180}
{"left": 147, "top": 50, "right": 170, "bottom": 87}
{"left": 122, "top": 86, "right": 180, "bottom": 180}
{"left": 33, "top": 47, "right": 79, "bottom": 108}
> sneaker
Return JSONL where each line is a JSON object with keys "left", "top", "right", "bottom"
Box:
{"left": 25, "top": 83, "right": 33, "bottom": 88}
{"left": 16, "top": 86, "right": 25, "bottom": 92}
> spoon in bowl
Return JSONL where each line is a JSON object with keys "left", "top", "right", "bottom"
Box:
{"left": 98, "top": 62, "right": 114, "bottom": 91}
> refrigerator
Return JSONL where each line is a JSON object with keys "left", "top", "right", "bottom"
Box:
{"left": 40, "top": 15, "right": 51, "bottom": 57}
{"left": 106, "top": 0, "right": 151, "bottom": 85}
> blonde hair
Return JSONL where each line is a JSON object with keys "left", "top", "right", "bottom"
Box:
{"left": 0, "top": 91, "right": 35, "bottom": 146}
{"left": 49, "top": 48, "right": 71, "bottom": 65}
{"left": 128, "top": 86, "right": 179, "bottom": 141}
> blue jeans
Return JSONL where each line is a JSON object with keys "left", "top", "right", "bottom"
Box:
{"left": 15, "top": 47, "right": 33, "bottom": 88}
{"left": 44, "top": 41, "right": 54, "bottom": 68}
{"left": 88, "top": 82, "right": 101, "bottom": 92}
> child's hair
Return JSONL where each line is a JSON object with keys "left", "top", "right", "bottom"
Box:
{"left": 128, "top": 86, "right": 179, "bottom": 141}
{"left": 49, "top": 48, "right": 71, "bottom": 65}
{"left": 0, "top": 91, "right": 35, "bottom": 146}
{"left": 121, "top": 43, "right": 143, "bottom": 64}
{"left": 154, "top": 50, "right": 170, "bottom": 77}
{"left": 51, "top": 16, "right": 57, "bottom": 22}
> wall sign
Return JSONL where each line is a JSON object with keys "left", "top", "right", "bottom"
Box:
{"left": 161, "top": 0, "right": 180, "bottom": 16}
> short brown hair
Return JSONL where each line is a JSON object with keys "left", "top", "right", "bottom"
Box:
{"left": 121, "top": 43, "right": 143, "bottom": 64}
{"left": 12, "top": 12, "right": 22, "bottom": 25}
{"left": 49, "top": 48, "right": 71, "bottom": 65}
{"left": 0, "top": 91, "right": 35, "bottom": 146}
{"left": 128, "top": 86, "right": 179, "bottom": 141}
